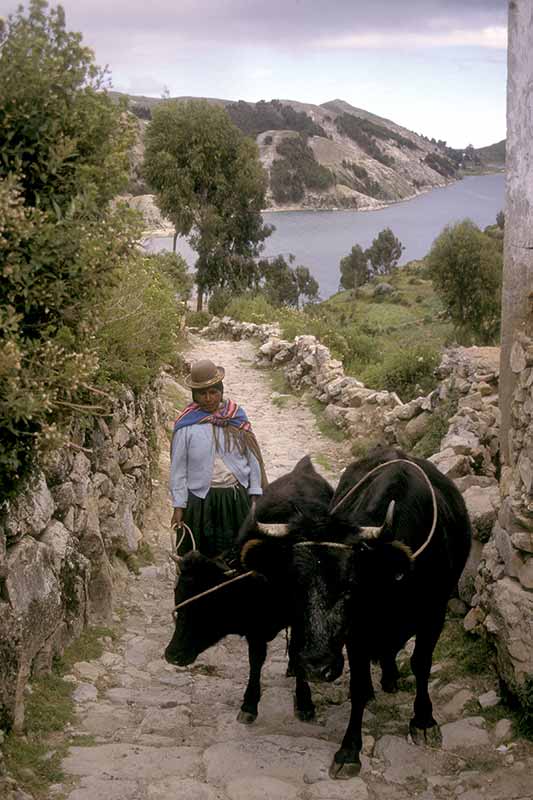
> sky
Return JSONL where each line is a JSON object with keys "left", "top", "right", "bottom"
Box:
{"left": 2, "top": 0, "right": 508, "bottom": 148}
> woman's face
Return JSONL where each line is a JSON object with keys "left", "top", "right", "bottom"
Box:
{"left": 196, "top": 387, "right": 222, "bottom": 413}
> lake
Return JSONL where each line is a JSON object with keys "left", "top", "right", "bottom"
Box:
{"left": 145, "top": 173, "right": 505, "bottom": 299}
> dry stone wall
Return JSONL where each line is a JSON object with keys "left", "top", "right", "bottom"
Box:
{"left": 0, "top": 384, "right": 163, "bottom": 731}
{"left": 472, "top": 332, "right": 533, "bottom": 697}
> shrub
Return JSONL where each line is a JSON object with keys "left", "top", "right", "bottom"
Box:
{"left": 95, "top": 254, "right": 184, "bottom": 392}
{"left": 0, "top": 2, "right": 137, "bottom": 498}
{"left": 208, "top": 287, "right": 234, "bottom": 316}
{"left": 427, "top": 219, "right": 502, "bottom": 344}
{"left": 361, "top": 344, "right": 440, "bottom": 401}
{"left": 186, "top": 310, "right": 212, "bottom": 329}
{"left": 226, "top": 294, "right": 278, "bottom": 325}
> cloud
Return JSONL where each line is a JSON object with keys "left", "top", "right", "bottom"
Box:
{"left": 316, "top": 25, "right": 508, "bottom": 50}
{"left": 32, "top": 0, "right": 507, "bottom": 51}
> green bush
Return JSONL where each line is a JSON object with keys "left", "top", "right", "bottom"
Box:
{"left": 95, "top": 254, "right": 184, "bottom": 392}
{"left": 186, "top": 310, "right": 212, "bottom": 328}
{"left": 208, "top": 287, "right": 234, "bottom": 316}
{"left": 0, "top": 2, "right": 137, "bottom": 498}
{"left": 226, "top": 294, "right": 278, "bottom": 325}
{"left": 361, "top": 344, "right": 440, "bottom": 401}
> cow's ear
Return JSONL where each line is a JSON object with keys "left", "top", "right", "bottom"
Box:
{"left": 241, "top": 538, "right": 281, "bottom": 577}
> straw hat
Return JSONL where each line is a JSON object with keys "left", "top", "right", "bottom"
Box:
{"left": 185, "top": 359, "right": 225, "bottom": 389}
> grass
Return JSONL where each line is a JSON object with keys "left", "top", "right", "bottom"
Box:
{"left": 306, "top": 397, "right": 346, "bottom": 443}
{"left": 313, "top": 452, "right": 333, "bottom": 472}
{"left": 2, "top": 626, "right": 117, "bottom": 798}
{"left": 433, "top": 618, "right": 494, "bottom": 681}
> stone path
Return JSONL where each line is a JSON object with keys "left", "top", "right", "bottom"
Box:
{"left": 58, "top": 338, "right": 533, "bottom": 800}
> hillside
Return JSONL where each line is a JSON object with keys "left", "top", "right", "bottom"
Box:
{"left": 117, "top": 92, "right": 501, "bottom": 213}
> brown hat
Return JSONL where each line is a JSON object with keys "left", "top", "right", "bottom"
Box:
{"left": 185, "top": 359, "right": 225, "bottom": 389}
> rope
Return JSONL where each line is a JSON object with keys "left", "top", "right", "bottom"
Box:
{"left": 172, "top": 570, "right": 255, "bottom": 617}
{"left": 169, "top": 522, "right": 196, "bottom": 563}
{"left": 327, "top": 458, "right": 439, "bottom": 560}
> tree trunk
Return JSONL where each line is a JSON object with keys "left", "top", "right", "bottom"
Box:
{"left": 172, "top": 230, "right": 178, "bottom": 253}
{"left": 196, "top": 289, "right": 203, "bottom": 312}
{"left": 500, "top": 0, "right": 533, "bottom": 465}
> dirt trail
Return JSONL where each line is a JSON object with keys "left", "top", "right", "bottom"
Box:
{"left": 58, "top": 337, "right": 533, "bottom": 800}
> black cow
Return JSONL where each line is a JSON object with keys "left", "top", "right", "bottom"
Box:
{"left": 242, "top": 446, "right": 472, "bottom": 779}
{"left": 164, "top": 456, "right": 334, "bottom": 724}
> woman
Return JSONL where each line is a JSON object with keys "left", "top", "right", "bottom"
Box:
{"left": 169, "top": 359, "right": 267, "bottom": 557}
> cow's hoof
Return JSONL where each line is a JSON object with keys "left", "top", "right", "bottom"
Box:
{"left": 329, "top": 758, "right": 361, "bottom": 780}
{"left": 237, "top": 710, "right": 257, "bottom": 724}
{"left": 409, "top": 719, "right": 442, "bottom": 747}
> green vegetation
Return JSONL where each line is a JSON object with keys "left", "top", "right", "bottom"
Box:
{"left": 340, "top": 245, "right": 369, "bottom": 290}
{"left": 434, "top": 619, "right": 494, "bottom": 680}
{"left": 0, "top": 0, "right": 141, "bottom": 499}
{"left": 335, "top": 113, "right": 397, "bottom": 167}
{"left": 412, "top": 393, "right": 459, "bottom": 458}
{"left": 227, "top": 99, "right": 326, "bottom": 139}
{"left": 143, "top": 99, "right": 271, "bottom": 308}
{"left": 427, "top": 219, "right": 502, "bottom": 344}
{"left": 257, "top": 256, "right": 320, "bottom": 308}
{"left": 226, "top": 259, "right": 450, "bottom": 402}
{"left": 423, "top": 152, "right": 457, "bottom": 177}
{"left": 3, "top": 626, "right": 115, "bottom": 797}
{"left": 339, "top": 228, "right": 404, "bottom": 291}
{"left": 95, "top": 252, "right": 190, "bottom": 391}
{"left": 306, "top": 397, "right": 346, "bottom": 442}
{"left": 270, "top": 135, "right": 335, "bottom": 204}
{"left": 362, "top": 344, "right": 439, "bottom": 402}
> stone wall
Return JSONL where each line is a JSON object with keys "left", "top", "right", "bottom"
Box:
{"left": 472, "top": 332, "right": 533, "bottom": 697}
{"left": 0, "top": 384, "right": 162, "bottom": 731}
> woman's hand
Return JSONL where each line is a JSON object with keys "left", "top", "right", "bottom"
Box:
{"left": 171, "top": 507, "right": 184, "bottom": 529}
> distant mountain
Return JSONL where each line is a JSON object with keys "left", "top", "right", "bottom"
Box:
{"left": 116, "top": 92, "right": 502, "bottom": 212}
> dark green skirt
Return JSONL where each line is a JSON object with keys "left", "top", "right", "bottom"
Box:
{"left": 177, "top": 485, "right": 252, "bottom": 558}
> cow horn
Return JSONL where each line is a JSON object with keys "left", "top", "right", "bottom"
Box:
{"left": 256, "top": 522, "right": 289, "bottom": 538}
{"left": 359, "top": 500, "right": 396, "bottom": 541}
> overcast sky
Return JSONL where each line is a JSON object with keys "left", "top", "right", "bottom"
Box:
{"left": 3, "top": 0, "right": 508, "bottom": 148}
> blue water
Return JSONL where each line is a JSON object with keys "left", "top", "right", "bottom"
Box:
{"left": 145, "top": 173, "right": 505, "bottom": 299}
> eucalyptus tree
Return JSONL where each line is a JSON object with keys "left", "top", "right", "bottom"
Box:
{"left": 143, "top": 100, "right": 272, "bottom": 309}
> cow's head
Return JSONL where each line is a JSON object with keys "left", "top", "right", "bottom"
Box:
{"left": 164, "top": 551, "right": 239, "bottom": 666}
{"left": 241, "top": 501, "right": 413, "bottom": 683}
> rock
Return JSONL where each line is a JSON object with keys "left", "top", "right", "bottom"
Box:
{"left": 429, "top": 450, "right": 470, "bottom": 479}
{"left": 462, "top": 485, "right": 500, "bottom": 542}
{"left": 4, "top": 471, "right": 55, "bottom": 541}
{"left": 373, "top": 282, "right": 394, "bottom": 296}
{"left": 478, "top": 690, "right": 499, "bottom": 709}
{"left": 374, "top": 734, "right": 445, "bottom": 783}
{"left": 62, "top": 744, "right": 202, "bottom": 781}
{"left": 73, "top": 684, "right": 98, "bottom": 703}
{"left": 403, "top": 411, "right": 432, "bottom": 445}
{"left": 441, "top": 717, "right": 490, "bottom": 749}
{"left": 493, "top": 718, "right": 513, "bottom": 743}
{"left": 441, "top": 688, "right": 474, "bottom": 718}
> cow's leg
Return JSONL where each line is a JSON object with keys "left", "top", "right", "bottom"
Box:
{"left": 379, "top": 651, "right": 400, "bottom": 693}
{"left": 294, "top": 671, "right": 315, "bottom": 721}
{"left": 288, "top": 629, "right": 315, "bottom": 720}
{"left": 330, "top": 644, "right": 373, "bottom": 780}
{"left": 409, "top": 609, "right": 445, "bottom": 747}
{"left": 238, "top": 637, "right": 267, "bottom": 724}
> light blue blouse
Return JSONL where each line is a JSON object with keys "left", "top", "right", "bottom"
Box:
{"left": 169, "top": 423, "right": 263, "bottom": 508}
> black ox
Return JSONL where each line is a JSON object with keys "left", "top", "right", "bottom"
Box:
{"left": 164, "top": 456, "right": 334, "bottom": 724}
{"left": 242, "top": 446, "right": 472, "bottom": 779}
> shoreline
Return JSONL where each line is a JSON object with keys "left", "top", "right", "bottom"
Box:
{"left": 141, "top": 169, "right": 505, "bottom": 239}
